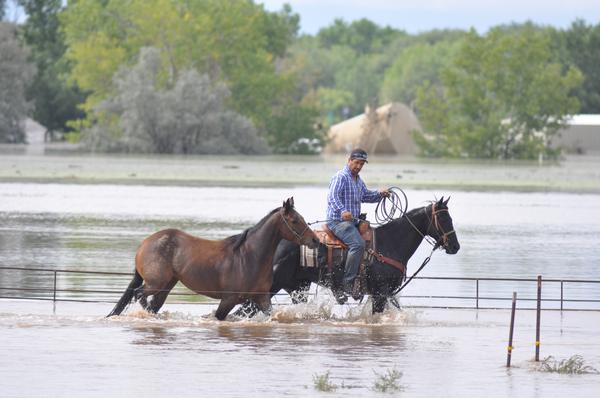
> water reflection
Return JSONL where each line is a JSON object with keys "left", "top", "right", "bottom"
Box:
{"left": 130, "top": 325, "right": 179, "bottom": 346}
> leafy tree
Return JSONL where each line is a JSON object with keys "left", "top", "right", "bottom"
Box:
{"left": 0, "top": 22, "right": 34, "bottom": 143}
{"left": 557, "top": 19, "right": 600, "bottom": 113}
{"left": 415, "top": 27, "right": 582, "bottom": 159}
{"left": 61, "top": 0, "right": 301, "bottom": 148}
{"left": 84, "top": 47, "right": 268, "bottom": 154}
{"left": 380, "top": 38, "right": 463, "bottom": 107}
{"left": 317, "top": 18, "right": 401, "bottom": 54}
{"left": 0, "top": 0, "right": 6, "bottom": 20}
{"left": 17, "top": 0, "right": 86, "bottom": 135}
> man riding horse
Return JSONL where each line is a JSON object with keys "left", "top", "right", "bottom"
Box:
{"left": 326, "top": 148, "right": 389, "bottom": 302}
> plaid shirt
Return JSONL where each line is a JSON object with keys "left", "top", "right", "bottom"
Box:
{"left": 326, "top": 165, "right": 382, "bottom": 221}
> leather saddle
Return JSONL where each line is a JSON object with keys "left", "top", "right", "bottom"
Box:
{"left": 316, "top": 221, "right": 373, "bottom": 249}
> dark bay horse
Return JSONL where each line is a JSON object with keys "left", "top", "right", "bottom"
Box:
{"left": 239, "top": 197, "right": 460, "bottom": 315}
{"left": 108, "top": 198, "right": 319, "bottom": 320}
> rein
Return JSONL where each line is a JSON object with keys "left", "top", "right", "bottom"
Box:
{"left": 388, "top": 202, "right": 454, "bottom": 295}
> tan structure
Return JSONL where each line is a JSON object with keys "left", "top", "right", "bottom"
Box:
{"left": 553, "top": 115, "right": 600, "bottom": 154}
{"left": 324, "top": 102, "right": 421, "bottom": 155}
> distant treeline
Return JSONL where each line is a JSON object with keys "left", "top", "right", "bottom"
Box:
{"left": 1, "top": 0, "right": 598, "bottom": 159}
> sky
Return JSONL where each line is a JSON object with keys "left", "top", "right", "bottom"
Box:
{"left": 259, "top": 0, "right": 600, "bottom": 34}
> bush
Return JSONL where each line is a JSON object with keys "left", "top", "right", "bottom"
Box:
{"left": 83, "top": 47, "right": 269, "bottom": 155}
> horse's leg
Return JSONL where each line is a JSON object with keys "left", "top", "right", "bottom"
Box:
{"left": 372, "top": 295, "right": 388, "bottom": 313}
{"left": 134, "top": 284, "right": 150, "bottom": 311}
{"left": 148, "top": 278, "right": 178, "bottom": 314}
{"left": 287, "top": 279, "right": 311, "bottom": 304}
{"left": 254, "top": 294, "right": 272, "bottom": 315}
{"left": 215, "top": 296, "right": 239, "bottom": 321}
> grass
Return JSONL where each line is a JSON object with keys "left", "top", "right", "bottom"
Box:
{"left": 538, "top": 355, "right": 599, "bottom": 374}
{"left": 312, "top": 371, "right": 338, "bottom": 392}
{"left": 372, "top": 368, "right": 403, "bottom": 393}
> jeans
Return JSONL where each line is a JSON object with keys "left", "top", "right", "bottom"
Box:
{"left": 327, "top": 220, "right": 365, "bottom": 287}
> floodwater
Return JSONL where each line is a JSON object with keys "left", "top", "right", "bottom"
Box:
{"left": 1, "top": 160, "right": 600, "bottom": 396}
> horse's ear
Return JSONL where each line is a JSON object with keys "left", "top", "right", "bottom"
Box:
{"left": 438, "top": 196, "right": 444, "bottom": 205}
{"left": 283, "top": 197, "right": 293, "bottom": 213}
{"left": 443, "top": 196, "right": 450, "bottom": 206}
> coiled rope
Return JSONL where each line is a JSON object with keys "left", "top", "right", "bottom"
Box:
{"left": 373, "top": 186, "right": 408, "bottom": 225}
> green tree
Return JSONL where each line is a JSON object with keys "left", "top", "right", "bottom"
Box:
{"left": 380, "top": 38, "right": 463, "bottom": 107}
{"left": 0, "top": 22, "right": 34, "bottom": 143}
{"left": 85, "top": 47, "right": 268, "bottom": 154}
{"left": 317, "top": 18, "right": 401, "bottom": 54}
{"left": 61, "top": 0, "right": 302, "bottom": 149}
{"left": 415, "top": 27, "right": 582, "bottom": 159}
{"left": 18, "top": 0, "right": 86, "bottom": 135}
{"left": 557, "top": 19, "right": 600, "bottom": 113}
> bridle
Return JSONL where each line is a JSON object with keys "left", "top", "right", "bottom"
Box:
{"left": 405, "top": 202, "right": 455, "bottom": 250}
{"left": 391, "top": 202, "right": 456, "bottom": 297}
{"left": 429, "top": 202, "right": 456, "bottom": 250}
{"left": 279, "top": 208, "right": 311, "bottom": 243}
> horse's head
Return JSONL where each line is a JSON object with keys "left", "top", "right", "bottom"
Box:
{"left": 280, "top": 197, "right": 319, "bottom": 248}
{"left": 427, "top": 196, "right": 460, "bottom": 254}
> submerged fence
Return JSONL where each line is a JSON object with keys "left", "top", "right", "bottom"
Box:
{"left": 1, "top": 266, "right": 599, "bottom": 311}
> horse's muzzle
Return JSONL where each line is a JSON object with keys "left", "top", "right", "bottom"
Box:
{"left": 445, "top": 242, "right": 460, "bottom": 254}
{"left": 305, "top": 236, "right": 319, "bottom": 249}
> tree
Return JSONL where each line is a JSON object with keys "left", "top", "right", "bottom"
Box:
{"left": 17, "top": 0, "right": 86, "bottom": 135}
{"left": 380, "top": 38, "right": 463, "bottom": 107}
{"left": 557, "top": 19, "right": 600, "bottom": 113}
{"left": 84, "top": 47, "right": 268, "bottom": 155}
{"left": 0, "top": 22, "right": 34, "bottom": 143}
{"left": 61, "top": 0, "right": 301, "bottom": 147}
{"left": 317, "top": 18, "right": 401, "bottom": 54}
{"left": 414, "top": 27, "right": 582, "bottom": 159}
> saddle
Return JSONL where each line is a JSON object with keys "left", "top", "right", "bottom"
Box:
{"left": 302, "top": 220, "right": 406, "bottom": 275}
{"left": 299, "top": 219, "right": 406, "bottom": 301}
{"left": 316, "top": 221, "right": 373, "bottom": 250}
{"left": 313, "top": 220, "right": 373, "bottom": 301}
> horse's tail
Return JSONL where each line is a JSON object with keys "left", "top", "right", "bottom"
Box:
{"left": 107, "top": 270, "right": 143, "bottom": 317}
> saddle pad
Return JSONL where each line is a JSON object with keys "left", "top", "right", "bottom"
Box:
{"left": 300, "top": 245, "right": 319, "bottom": 268}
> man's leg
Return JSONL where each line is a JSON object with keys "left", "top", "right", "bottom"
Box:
{"left": 329, "top": 221, "right": 365, "bottom": 294}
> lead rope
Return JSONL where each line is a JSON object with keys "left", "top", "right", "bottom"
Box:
{"left": 392, "top": 243, "right": 439, "bottom": 297}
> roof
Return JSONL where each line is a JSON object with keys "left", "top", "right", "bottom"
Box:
{"left": 567, "top": 114, "right": 600, "bottom": 126}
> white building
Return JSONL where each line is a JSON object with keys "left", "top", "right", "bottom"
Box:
{"left": 554, "top": 115, "right": 600, "bottom": 154}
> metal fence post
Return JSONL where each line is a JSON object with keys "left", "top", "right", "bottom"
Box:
{"left": 53, "top": 271, "right": 57, "bottom": 314}
{"left": 476, "top": 279, "right": 479, "bottom": 309}
{"left": 507, "top": 292, "right": 517, "bottom": 367}
{"left": 535, "top": 275, "right": 542, "bottom": 361}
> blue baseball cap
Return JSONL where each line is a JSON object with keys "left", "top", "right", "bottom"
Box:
{"left": 349, "top": 148, "right": 368, "bottom": 163}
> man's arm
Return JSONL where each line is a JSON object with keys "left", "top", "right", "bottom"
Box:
{"left": 327, "top": 173, "right": 348, "bottom": 215}
{"left": 361, "top": 180, "right": 389, "bottom": 203}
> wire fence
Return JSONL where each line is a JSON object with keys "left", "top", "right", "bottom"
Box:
{"left": 1, "top": 266, "right": 599, "bottom": 311}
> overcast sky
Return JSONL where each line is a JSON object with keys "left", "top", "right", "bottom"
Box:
{"left": 260, "top": 0, "right": 600, "bottom": 34}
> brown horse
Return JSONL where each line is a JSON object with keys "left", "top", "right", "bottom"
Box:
{"left": 107, "top": 198, "right": 319, "bottom": 320}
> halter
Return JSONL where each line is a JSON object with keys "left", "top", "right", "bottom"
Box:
{"left": 429, "top": 202, "right": 456, "bottom": 250}
{"left": 279, "top": 208, "right": 311, "bottom": 243}
{"left": 405, "top": 202, "right": 455, "bottom": 250}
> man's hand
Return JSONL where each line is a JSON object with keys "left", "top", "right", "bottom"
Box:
{"left": 380, "top": 189, "right": 391, "bottom": 198}
{"left": 341, "top": 211, "right": 353, "bottom": 221}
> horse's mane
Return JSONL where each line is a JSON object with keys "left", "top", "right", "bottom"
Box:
{"left": 376, "top": 203, "right": 429, "bottom": 232}
{"left": 226, "top": 207, "right": 281, "bottom": 251}
{"left": 377, "top": 200, "right": 447, "bottom": 232}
